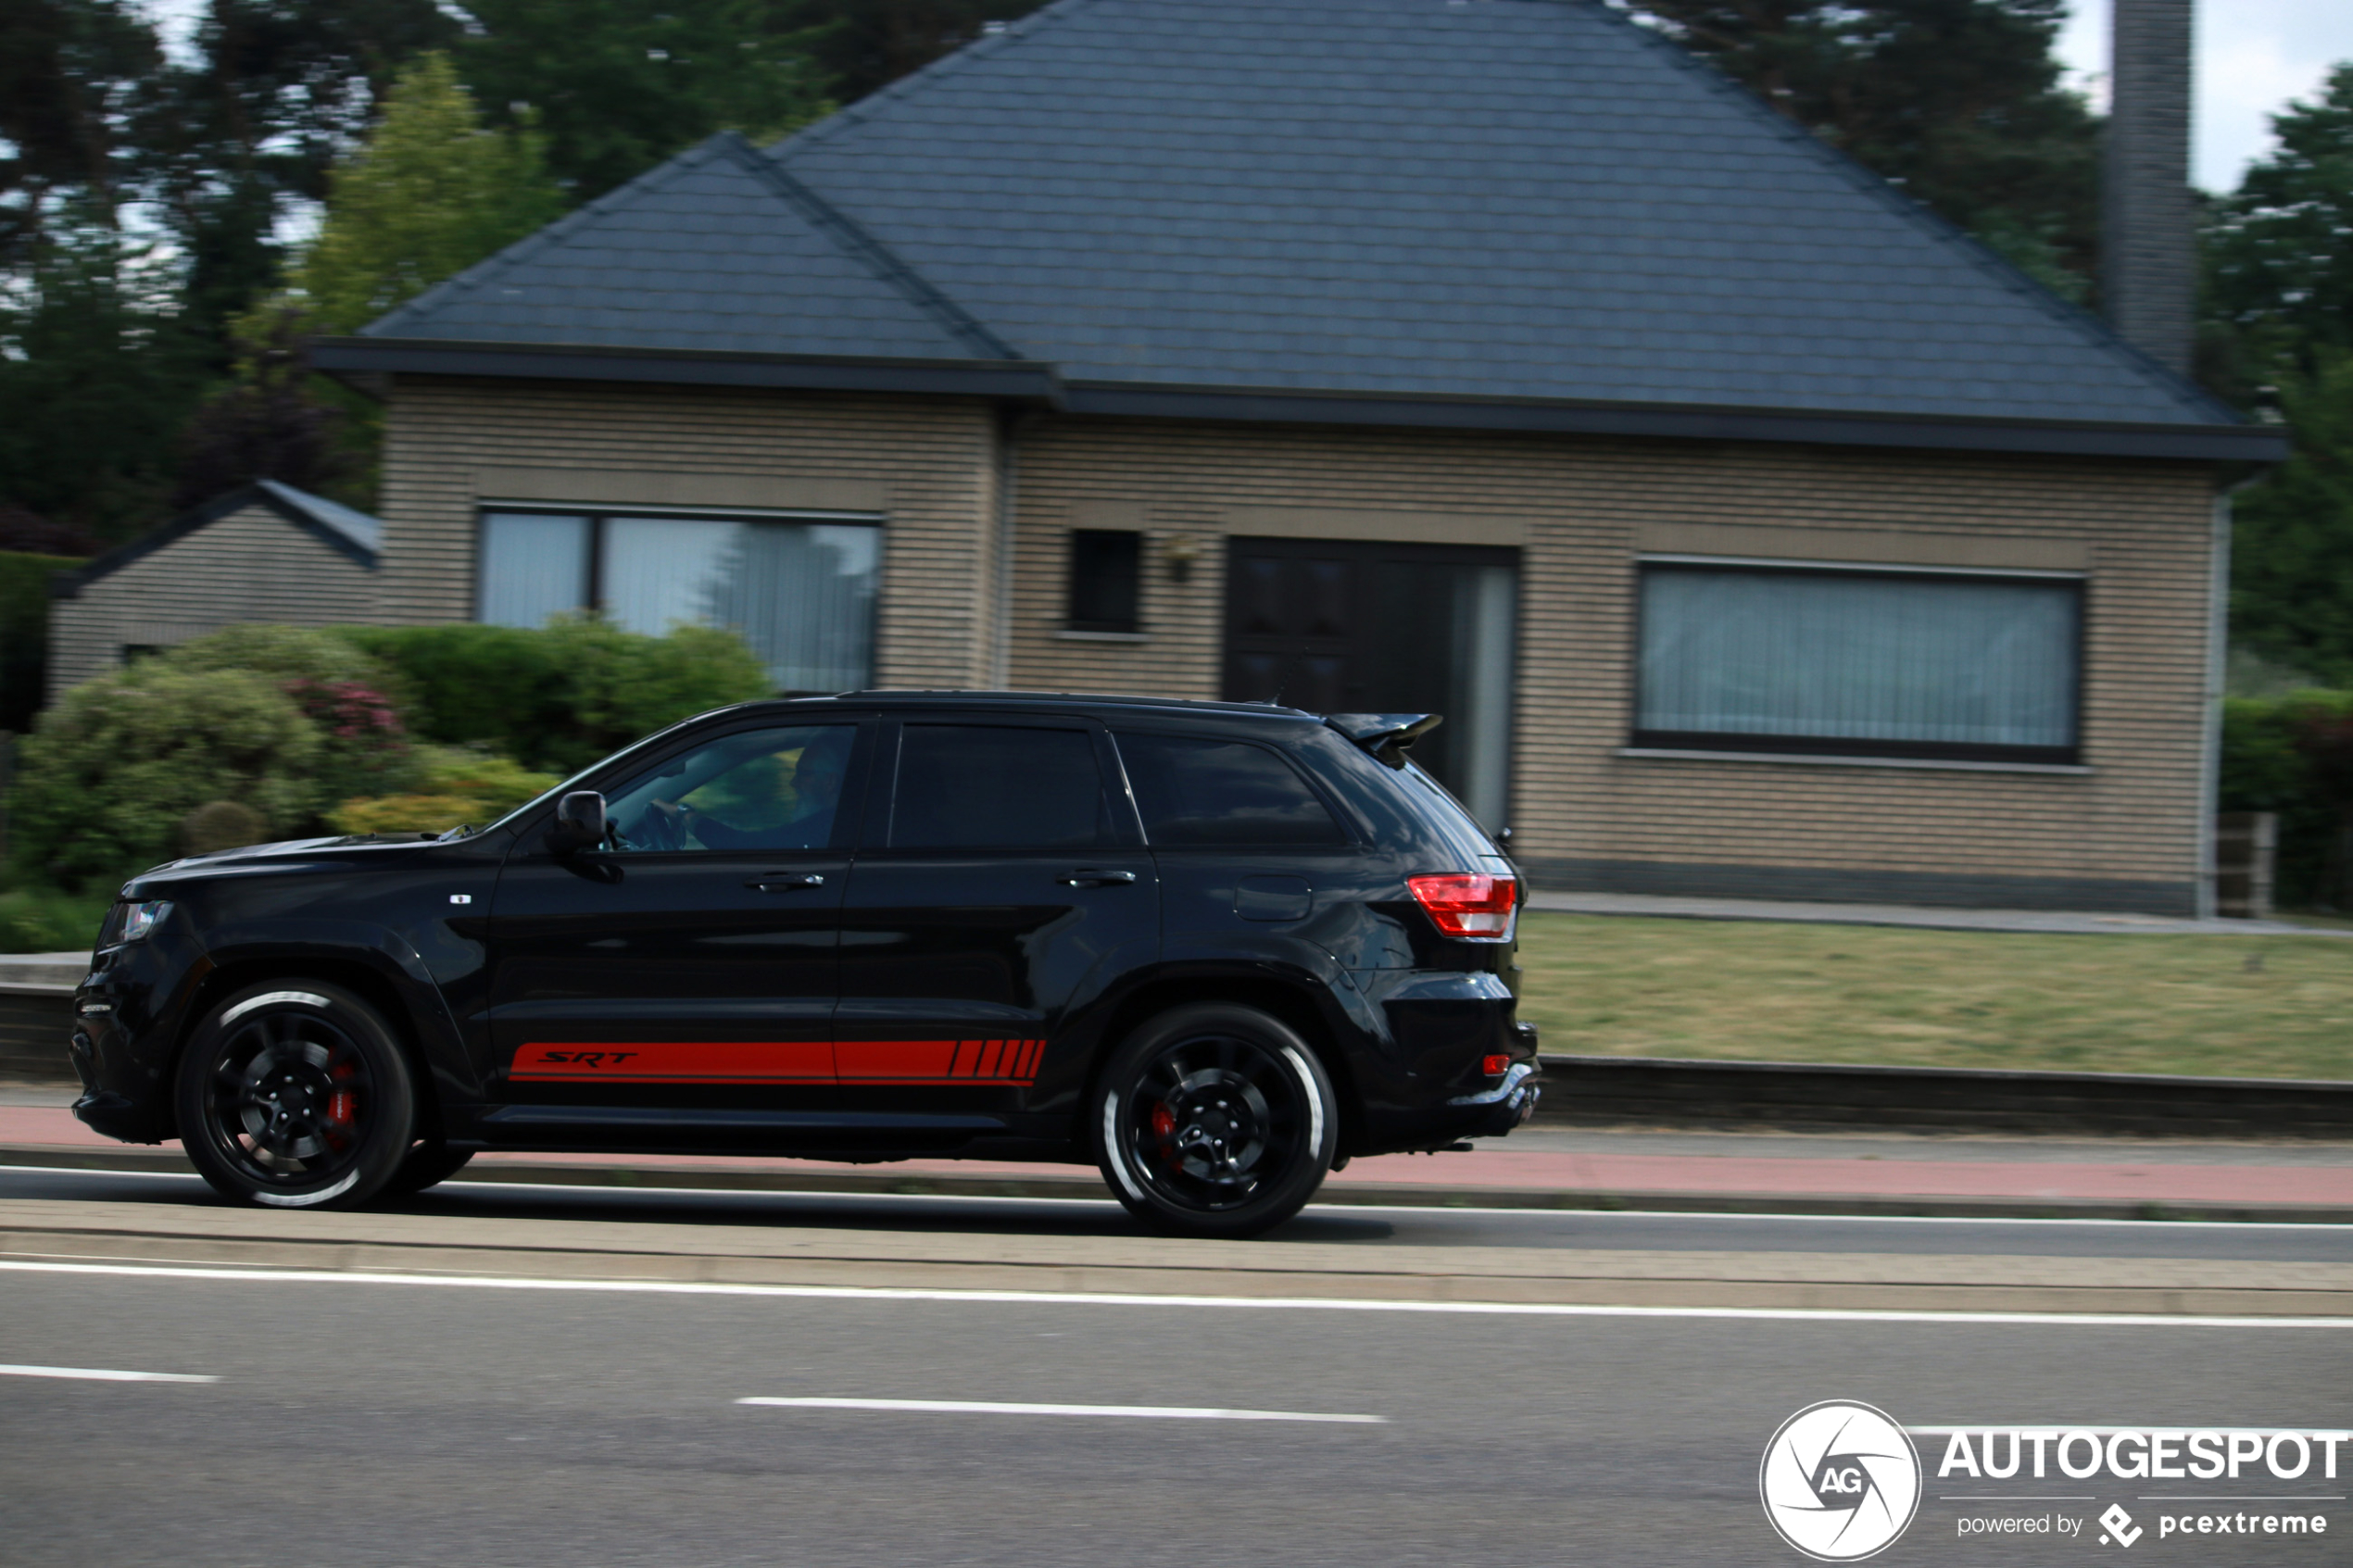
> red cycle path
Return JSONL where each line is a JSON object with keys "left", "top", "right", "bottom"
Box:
{"left": 2, "top": 1106, "right": 2342, "bottom": 1209}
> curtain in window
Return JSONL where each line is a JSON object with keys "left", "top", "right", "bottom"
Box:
{"left": 604, "top": 518, "right": 879, "bottom": 693}
{"left": 1637, "top": 569, "right": 2079, "bottom": 750}
{"left": 478, "top": 513, "right": 589, "bottom": 628}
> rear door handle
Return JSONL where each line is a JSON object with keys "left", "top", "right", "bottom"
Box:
{"left": 1057, "top": 870, "right": 1139, "bottom": 887}
{"left": 749, "top": 873, "right": 825, "bottom": 891}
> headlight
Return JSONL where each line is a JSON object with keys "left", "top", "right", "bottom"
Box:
{"left": 110, "top": 900, "right": 172, "bottom": 944}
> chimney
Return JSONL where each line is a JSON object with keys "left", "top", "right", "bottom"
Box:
{"left": 2104, "top": 0, "right": 2196, "bottom": 377}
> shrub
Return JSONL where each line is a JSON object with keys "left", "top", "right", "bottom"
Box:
{"left": 0, "top": 551, "right": 85, "bottom": 734}
{"left": 168, "top": 625, "right": 423, "bottom": 806}
{"left": 340, "top": 617, "right": 770, "bottom": 772}
{"left": 11, "top": 664, "right": 321, "bottom": 887}
{"left": 0, "top": 884, "right": 117, "bottom": 953}
{"left": 180, "top": 799, "right": 269, "bottom": 853}
{"left": 329, "top": 746, "right": 560, "bottom": 835}
{"left": 2220, "top": 688, "right": 2353, "bottom": 908}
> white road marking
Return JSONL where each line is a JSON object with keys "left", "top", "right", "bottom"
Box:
{"left": 738, "top": 1396, "right": 1383, "bottom": 1424}
{"left": 0, "top": 1259, "right": 2347, "bottom": 1327}
{"left": 0, "top": 1361, "right": 216, "bottom": 1383}
{"left": 5, "top": 1165, "right": 2345, "bottom": 1231}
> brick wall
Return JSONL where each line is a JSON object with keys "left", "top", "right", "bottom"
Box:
{"left": 47, "top": 504, "right": 379, "bottom": 697}
{"left": 1004, "top": 417, "right": 2218, "bottom": 914}
{"left": 371, "top": 383, "right": 2220, "bottom": 913}
{"left": 375, "top": 377, "right": 1000, "bottom": 688}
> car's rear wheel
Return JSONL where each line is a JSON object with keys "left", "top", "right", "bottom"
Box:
{"left": 1094, "top": 1003, "right": 1337, "bottom": 1237}
{"left": 384, "top": 1139, "right": 474, "bottom": 1196}
{"left": 175, "top": 982, "right": 415, "bottom": 1210}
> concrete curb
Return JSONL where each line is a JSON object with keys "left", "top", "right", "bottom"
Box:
{"left": 6, "top": 1145, "right": 2349, "bottom": 1226}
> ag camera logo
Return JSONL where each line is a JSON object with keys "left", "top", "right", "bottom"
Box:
{"left": 1761, "top": 1400, "right": 1924, "bottom": 1561}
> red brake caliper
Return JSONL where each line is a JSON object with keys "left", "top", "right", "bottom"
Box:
{"left": 1150, "top": 1101, "right": 1176, "bottom": 1147}
{"left": 325, "top": 1061, "right": 358, "bottom": 1144}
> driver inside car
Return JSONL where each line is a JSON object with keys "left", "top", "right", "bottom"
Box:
{"left": 636, "top": 731, "right": 851, "bottom": 852}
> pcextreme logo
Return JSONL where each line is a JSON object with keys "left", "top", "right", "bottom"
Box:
{"left": 1761, "top": 1400, "right": 1925, "bottom": 1562}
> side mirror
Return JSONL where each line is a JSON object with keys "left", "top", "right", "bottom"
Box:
{"left": 547, "top": 790, "right": 608, "bottom": 855}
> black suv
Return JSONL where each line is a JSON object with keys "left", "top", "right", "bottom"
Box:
{"left": 70, "top": 692, "right": 1539, "bottom": 1236}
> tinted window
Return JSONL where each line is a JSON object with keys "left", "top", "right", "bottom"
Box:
{"left": 603, "top": 724, "right": 856, "bottom": 853}
{"left": 892, "top": 725, "right": 1109, "bottom": 849}
{"left": 1115, "top": 733, "right": 1347, "bottom": 847}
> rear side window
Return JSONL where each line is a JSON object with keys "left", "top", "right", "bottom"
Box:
{"left": 1114, "top": 732, "right": 1348, "bottom": 847}
{"left": 891, "top": 724, "right": 1111, "bottom": 848}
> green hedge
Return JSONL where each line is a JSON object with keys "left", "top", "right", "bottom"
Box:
{"left": 0, "top": 551, "right": 83, "bottom": 734}
{"left": 2220, "top": 689, "right": 2353, "bottom": 908}
{"left": 338, "top": 618, "right": 769, "bottom": 774}
{"left": 7, "top": 617, "right": 770, "bottom": 889}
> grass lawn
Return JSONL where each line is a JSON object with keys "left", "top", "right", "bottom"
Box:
{"left": 1513, "top": 911, "right": 2353, "bottom": 1082}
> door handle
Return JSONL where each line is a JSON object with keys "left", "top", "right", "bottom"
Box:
{"left": 749, "top": 873, "right": 825, "bottom": 891}
{"left": 1057, "top": 869, "right": 1139, "bottom": 887}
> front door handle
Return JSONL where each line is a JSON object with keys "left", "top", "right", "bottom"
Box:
{"left": 749, "top": 873, "right": 825, "bottom": 891}
{"left": 1057, "top": 869, "right": 1139, "bottom": 887}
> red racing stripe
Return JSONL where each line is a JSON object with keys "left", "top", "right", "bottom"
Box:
{"left": 510, "top": 1038, "right": 1047, "bottom": 1086}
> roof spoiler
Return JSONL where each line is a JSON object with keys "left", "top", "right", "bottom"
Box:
{"left": 1326, "top": 711, "right": 1442, "bottom": 769}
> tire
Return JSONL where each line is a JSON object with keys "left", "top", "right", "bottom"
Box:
{"left": 1093, "top": 1003, "right": 1339, "bottom": 1238}
{"left": 174, "top": 982, "right": 416, "bottom": 1210}
{"left": 384, "top": 1140, "right": 474, "bottom": 1197}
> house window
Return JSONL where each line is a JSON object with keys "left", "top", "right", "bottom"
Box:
{"left": 1067, "top": 530, "right": 1141, "bottom": 633}
{"left": 1633, "top": 562, "right": 2082, "bottom": 763}
{"left": 476, "top": 509, "right": 881, "bottom": 694}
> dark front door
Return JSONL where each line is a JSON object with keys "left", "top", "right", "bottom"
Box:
{"left": 834, "top": 718, "right": 1158, "bottom": 1122}
{"left": 1224, "top": 536, "right": 1518, "bottom": 828}
{"left": 484, "top": 720, "right": 868, "bottom": 1118}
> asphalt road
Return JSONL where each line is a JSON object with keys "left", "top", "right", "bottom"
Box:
{"left": 3, "top": 1254, "right": 2347, "bottom": 1568}
{"left": 5, "top": 1162, "right": 2352, "bottom": 1262}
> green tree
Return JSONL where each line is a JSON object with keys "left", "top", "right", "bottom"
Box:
{"left": 278, "top": 51, "right": 565, "bottom": 332}
{"left": 0, "top": 0, "right": 160, "bottom": 265}
{"left": 138, "top": 0, "right": 464, "bottom": 357}
{"left": 1625, "top": 0, "right": 2102, "bottom": 300}
{"left": 789, "top": 0, "right": 1049, "bottom": 104}
{"left": 457, "top": 0, "right": 830, "bottom": 200}
{"left": 0, "top": 217, "right": 206, "bottom": 542}
{"left": 2205, "top": 63, "right": 2353, "bottom": 382}
{"left": 2229, "top": 349, "right": 2353, "bottom": 686}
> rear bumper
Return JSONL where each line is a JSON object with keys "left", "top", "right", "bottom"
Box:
{"left": 1447, "top": 1060, "right": 1541, "bottom": 1135}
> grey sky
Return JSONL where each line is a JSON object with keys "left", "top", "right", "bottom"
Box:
{"left": 2059, "top": 0, "right": 2350, "bottom": 190}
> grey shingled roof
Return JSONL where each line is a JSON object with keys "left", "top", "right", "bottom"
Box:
{"left": 362, "top": 0, "right": 2238, "bottom": 433}
{"left": 257, "top": 479, "right": 382, "bottom": 556}
{"left": 363, "top": 135, "right": 1012, "bottom": 362}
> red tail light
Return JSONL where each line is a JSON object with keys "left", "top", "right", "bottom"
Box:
{"left": 1407, "top": 873, "right": 1518, "bottom": 938}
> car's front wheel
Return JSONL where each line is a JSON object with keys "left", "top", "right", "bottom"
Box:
{"left": 175, "top": 982, "right": 416, "bottom": 1210}
{"left": 1094, "top": 1003, "right": 1338, "bottom": 1237}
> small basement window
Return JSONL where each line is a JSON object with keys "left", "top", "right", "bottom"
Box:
{"left": 1067, "top": 530, "right": 1142, "bottom": 633}
{"left": 1633, "top": 562, "right": 2083, "bottom": 764}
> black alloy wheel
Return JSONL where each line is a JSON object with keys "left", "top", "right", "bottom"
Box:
{"left": 175, "top": 982, "right": 416, "bottom": 1210}
{"left": 1095, "top": 1003, "right": 1338, "bottom": 1237}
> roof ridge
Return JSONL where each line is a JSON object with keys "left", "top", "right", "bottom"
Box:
{"left": 1574, "top": 0, "right": 2234, "bottom": 425}
{"left": 769, "top": 0, "right": 1109, "bottom": 161}
{"left": 721, "top": 134, "right": 1022, "bottom": 361}
{"left": 360, "top": 136, "right": 742, "bottom": 338}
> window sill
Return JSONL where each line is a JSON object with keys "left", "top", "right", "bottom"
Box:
{"left": 1052, "top": 629, "right": 1151, "bottom": 643}
{"left": 1616, "top": 746, "right": 2094, "bottom": 776}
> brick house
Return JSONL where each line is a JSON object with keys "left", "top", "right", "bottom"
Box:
{"left": 47, "top": 481, "right": 382, "bottom": 696}
{"left": 308, "top": 0, "right": 2284, "bottom": 916}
